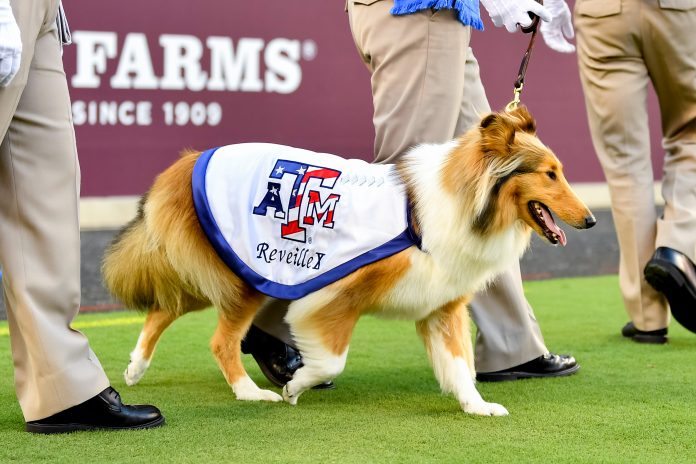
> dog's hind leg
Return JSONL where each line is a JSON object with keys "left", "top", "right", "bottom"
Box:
{"left": 211, "top": 295, "right": 283, "bottom": 402}
{"left": 416, "top": 298, "right": 508, "bottom": 416}
{"left": 282, "top": 290, "right": 361, "bottom": 405}
{"left": 124, "top": 309, "right": 178, "bottom": 386}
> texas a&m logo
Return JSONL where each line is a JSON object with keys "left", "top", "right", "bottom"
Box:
{"left": 252, "top": 159, "right": 341, "bottom": 243}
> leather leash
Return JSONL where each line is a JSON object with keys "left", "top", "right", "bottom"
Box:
{"left": 505, "top": 0, "right": 543, "bottom": 112}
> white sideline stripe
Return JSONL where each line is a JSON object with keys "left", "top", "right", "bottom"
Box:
{"left": 0, "top": 316, "right": 145, "bottom": 337}
{"left": 80, "top": 196, "right": 140, "bottom": 229}
{"left": 572, "top": 182, "right": 663, "bottom": 211}
{"left": 78, "top": 182, "right": 665, "bottom": 230}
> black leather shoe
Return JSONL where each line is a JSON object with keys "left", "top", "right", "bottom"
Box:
{"left": 621, "top": 321, "right": 668, "bottom": 344}
{"left": 644, "top": 247, "right": 696, "bottom": 333}
{"left": 241, "top": 325, "right": 335, "bottom": 390}
{"left": 26, "top": 387, "right": 164, "bottom": 434}
{"left": 476, "top": 353, "right": 579, "bottom": 382}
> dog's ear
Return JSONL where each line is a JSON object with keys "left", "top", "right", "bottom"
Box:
{"left": 479, "top": 112, "right": 516, "bottom": 155}
{"left": 506, "top": 105, "right": 536, "bottom": 134}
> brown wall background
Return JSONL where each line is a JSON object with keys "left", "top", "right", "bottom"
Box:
{"left": 62, "top": 0, "right": 664, "bottom": 197}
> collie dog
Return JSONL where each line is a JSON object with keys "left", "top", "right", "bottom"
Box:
{"left": 102, "top": 107, "right": 595, "bottom": 416}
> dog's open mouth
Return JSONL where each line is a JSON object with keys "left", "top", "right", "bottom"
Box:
{"left": 528, "top": 201, "right": 567, "bottom": 246}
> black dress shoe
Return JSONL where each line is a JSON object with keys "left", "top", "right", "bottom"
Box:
{"left": 621, "top": 321, "right": 668, "bottom": 344}
{"left": 241, "top": 325, "right": 335, "bottom": 390}
{"left": 476, "top": 353, "right": 579, "bottom": 382}
{"left": 644, "top": 247, "right": 696, "bottom": 333}
{"left": 26, "top": 387, "right": 164, "bottom": 434}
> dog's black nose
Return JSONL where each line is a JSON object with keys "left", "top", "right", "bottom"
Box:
{"left": 585, "top": 215, "right": 597, "bottom": 229}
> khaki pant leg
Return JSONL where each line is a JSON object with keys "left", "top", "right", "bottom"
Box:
{"left": 349, "top": 0, "right": 470, "bottom": 163}
{"left": 0, "top": 0, "right": 109, "bottom": 422}
{"left": 353, "top": 3, "right": 547, "bottom": 370}
{"left": 454, "top": 48, "right": 490, "bottom": 134}
{"left": 458, "top": 50, "right": 546, "bottom": 372}
{"left": 252, "top": 298, "right": 293, "bottom": 345}
{"left": 575, "top": 0, "right": 668, "bottom": 331}
{"left": 642, "top": 3, "right": 696, "bottom": 261}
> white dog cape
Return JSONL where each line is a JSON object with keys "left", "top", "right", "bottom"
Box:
{"left": 192, "top": 143, "right": 421, "bottom": 299}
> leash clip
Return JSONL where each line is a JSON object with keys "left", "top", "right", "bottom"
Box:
{"left": 505, "top": 0, "right": 542, "bottom": 113}
{"left": 505, "top": 83, "right": 524, "bottom": 112}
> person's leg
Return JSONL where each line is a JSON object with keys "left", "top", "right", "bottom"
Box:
{"left": 351, "top": 3, "right": 575, "bottom": 378}
{"left": 641, "top": 2, "right": 696, "bottom": 332}
{"left": 453, "top": 48, "right": 489, "bottom": 134}
{"left": 575, "top": 0, "right": 669, "bottom": 333}
{"left": 456, "top": 49, "right": 548, "bottom": 373}
{"left": 644, "top": 4, "right": 696, "bottom": 258}
{"left": 252, "top": 298, "right": 293, "bottom": 344}
{"left": 1, "top": 1, "right": 163, "bottom": 432}
{"left": 471, "top": 268, "right": 551, "bottom": 372}
{"left": 241, "top": 298, "right": 314, "bottom": 388}
{"left": 0, "top": 0, "right": 110, "bottom": 422}
{"left": 349, "top": 0, "right": 470, "bottom": 164}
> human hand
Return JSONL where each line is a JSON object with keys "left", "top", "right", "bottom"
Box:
{"left": 0, "top": 0, "right": 22, "bottom": 87}
{"left": 480, "top": 0, "right": 552, "bottom": 33}
{"left": 540, "top": 0, "right": 575, "bottom": 53}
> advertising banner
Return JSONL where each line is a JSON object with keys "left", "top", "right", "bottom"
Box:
{"left": 62, "top": 1, "right": 663, "bottom": 197}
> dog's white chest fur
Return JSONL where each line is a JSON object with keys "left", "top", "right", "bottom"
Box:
{"left": 377, "top": 227, "right": 528, "bottom": 320}
{"left": 373, "top": 142, "right": 532, "bottom": 320}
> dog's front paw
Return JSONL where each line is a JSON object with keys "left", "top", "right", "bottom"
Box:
{"left": 232, "top": 377, "right": 283, "bottom": 402}
{"left": 236, "top": 388, "right": 283, "bottom": 402}
{"left": 462, "top": 400, "right": 509, "bottom": 416}
{"left": 282, "top": 384, "right": 299, "bottom": 405}
{"left": 124, "top": 358, "right": 150, "bottom": 386}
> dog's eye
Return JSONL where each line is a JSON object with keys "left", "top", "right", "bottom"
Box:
{"left": 547, "top": 171, "right": 557, "bottom": 181}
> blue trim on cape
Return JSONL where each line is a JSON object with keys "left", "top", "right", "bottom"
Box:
{"left": 191, "top": 147, "right": 419, "bottom": 300}
{"left": 390, "top": 0, "right": 484, "bottom": 30}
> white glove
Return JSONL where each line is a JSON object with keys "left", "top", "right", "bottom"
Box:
{"left": 0, "top": 0, "right": 22, "bottom": 87}
{"left": 480, "top": 0, "right": 552, "bottom": 33}
{"left": 540, "top": 0, "right": 575, "bottom": 53}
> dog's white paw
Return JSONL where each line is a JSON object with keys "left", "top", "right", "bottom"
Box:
{"left": 232, "top": 377, "right": 283, "bottom": 402}
{"left": 462, "top": 400, "right": 509, "bottom": 416}
{"left": 123, "top": 358, "right": 150, "bottom": 386}
{"left": 235, "top": 388, "right": 283, "bottom": 402}
{"left": 282, "top": 385, "right": 299, "bottom": 405}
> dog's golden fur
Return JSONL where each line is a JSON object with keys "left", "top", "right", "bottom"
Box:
{"left": 103, "top": 107, "right": 594, "bottom": 415}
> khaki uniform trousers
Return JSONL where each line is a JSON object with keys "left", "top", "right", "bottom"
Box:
{"left": 0, "top": 0, "right": 109, "bottom": 421}
{"left": 254, "top": 0, "right": 548, "bottom": 373}
{"left": 575, "top": 0, "right": 696, "bottom": 331}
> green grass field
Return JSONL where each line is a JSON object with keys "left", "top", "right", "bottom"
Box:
{"left": 1, "top": 275, "right": 695, "bottom": 463}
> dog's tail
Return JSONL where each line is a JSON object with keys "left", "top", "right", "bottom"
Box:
{"left": 102, "top": 195, "right": 158, "bottom": 310}
{"left": 101, "top": 151, "right": 208, "bottom": 313}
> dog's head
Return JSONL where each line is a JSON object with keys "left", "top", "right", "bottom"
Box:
{"left": 454, "top": 106, "right": 595, "bottom": 245}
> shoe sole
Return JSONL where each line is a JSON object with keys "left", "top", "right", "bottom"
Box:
{"left": 645, "top": 259, "right": 696, "bottom": 333}
{"left": 625, "top": 333, "right": 668, "bottom": 344}
{"left": 26, "top": 415, "right": 165, "bottom": 434}
{"left": 311, "top": 381, "right": 336, "bottom": 390}
{"left": 476, "top": 364, "right": 580, "bottom": 382}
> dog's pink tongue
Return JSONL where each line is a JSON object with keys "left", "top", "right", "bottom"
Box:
{"left": 540, "top": 207, "right": 567, "bottom": 246}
